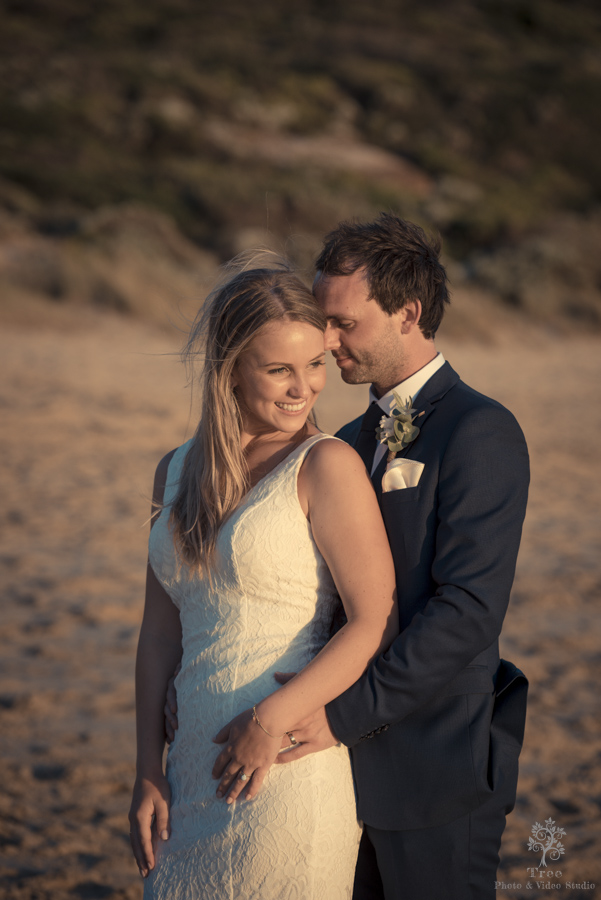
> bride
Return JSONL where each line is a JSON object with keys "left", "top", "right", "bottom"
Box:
{"left": 128, "top": 259, "right": 398, "bottom": 899}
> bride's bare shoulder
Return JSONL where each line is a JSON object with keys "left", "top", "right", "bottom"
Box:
{"left": 298, "top": 437, "right": 377, "bottom": 519}
{"left": 303, "top": 437, "right": 368, "bottom": 482}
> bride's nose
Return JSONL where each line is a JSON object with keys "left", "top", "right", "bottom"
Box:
{"left": 287, "top": 373, "right": 310, "bottom": 399}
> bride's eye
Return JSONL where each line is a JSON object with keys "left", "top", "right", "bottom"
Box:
{"left": 309, "top": 361, "right": 326, "bottom": 369}
{"left": 268, "top": 367, "right": 288, "bottom": 375}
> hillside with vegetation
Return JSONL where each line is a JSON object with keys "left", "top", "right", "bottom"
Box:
{"left": 1, "top": 0, "right": 601, "bottom": 329}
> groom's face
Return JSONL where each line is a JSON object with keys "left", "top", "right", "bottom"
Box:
{"left": 314, "top": 268, "right": 406, "bottom": 395}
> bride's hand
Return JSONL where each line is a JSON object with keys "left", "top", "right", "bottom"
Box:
{"left": 212, "top": 708, "right": 282, "bottom": 804}
{"left": 128, "top": 772, "right": 171, "bottom": 878}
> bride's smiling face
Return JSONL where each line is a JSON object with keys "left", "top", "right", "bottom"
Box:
{"left": 232, "top": 319, "right": 327, "bottom": 436}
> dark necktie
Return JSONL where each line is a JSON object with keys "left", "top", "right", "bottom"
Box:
{"left": 354, "top": 402, "right": 383, "bottom": 472}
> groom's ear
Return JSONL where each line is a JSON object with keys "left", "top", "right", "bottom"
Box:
{"left": 399, "top": 299, "right": 422, "bottom": 334}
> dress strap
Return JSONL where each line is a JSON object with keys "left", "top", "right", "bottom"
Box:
{"left": 163, "top": 433, "right": 339, "bottom": 509}
{"left": 163, "top": 438, "right": 194, "bottom": 507}
{"left": 289, "top": 432, "right": 341, "bottom": 468}
{"left": 283, "top": 432, "right": 342, "bottom": 487}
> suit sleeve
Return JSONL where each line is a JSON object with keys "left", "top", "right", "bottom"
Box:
{"left": 326, "top": 403, "right": 529, "bottom": 747}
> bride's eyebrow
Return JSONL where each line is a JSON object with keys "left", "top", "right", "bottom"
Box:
{"left": 259, "top": 351, "right": 325, "bottom": 367}
{"left": 257, "top": 359, "right": 292, "bottom": 367}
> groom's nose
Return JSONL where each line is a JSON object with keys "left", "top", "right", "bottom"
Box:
{"left": 324, "top": 322, "right": 340, "bottom": 351}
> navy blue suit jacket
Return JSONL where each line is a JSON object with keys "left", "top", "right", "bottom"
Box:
{"left": 326, "top": 362, "right": 529, "bottom": 831}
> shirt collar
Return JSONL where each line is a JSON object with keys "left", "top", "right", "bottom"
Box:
{"left": 369, "top": 352, "right": 446, "bottom": 415}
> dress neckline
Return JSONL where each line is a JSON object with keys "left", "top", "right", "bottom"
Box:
{"left": 243, "top": 431, "right": 326, "bottom": 499}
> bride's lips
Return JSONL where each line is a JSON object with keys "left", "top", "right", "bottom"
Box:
{"left": 275, "top": 400, "right": 308, "bottom": 415}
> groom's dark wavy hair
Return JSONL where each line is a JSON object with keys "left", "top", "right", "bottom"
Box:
{"left": 315, "top": 213, "right": 450, "bottom": 339}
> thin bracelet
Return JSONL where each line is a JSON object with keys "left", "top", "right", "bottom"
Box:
{"left": 252, "top": 705, "right": 285, "bottom": 739}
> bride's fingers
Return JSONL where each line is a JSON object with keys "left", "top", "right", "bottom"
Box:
{"left": 154, "top": 797, "right": 171, "bottom": 843}
{"left": 244, "top": 766, "right": 268, "bottom": 801}
{"left": 223, "top": 767, "right": 256, "bottom": 805}
{"left": 211, "top": 747, "right": 231, "bottom": 779}
{"left": 129, "top": 826, "right": 146, "bottom": 877}
{"left": 139, "top": 822, "right": 154, "bottom": 878}
{"left": 212, "top": 723, "right": 230, "bottom": 745}
{"left": 215, "top": 762, "right": 241, "bottom": 798}
{"left": 131, "top": 814, "right": 154, "bottom": 877}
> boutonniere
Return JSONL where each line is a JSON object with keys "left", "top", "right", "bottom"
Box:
{"left": 376, "top": 393, "right": 424, "bottom": 463}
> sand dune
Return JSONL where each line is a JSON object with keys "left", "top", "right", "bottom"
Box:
{"left": 0, "top": 308, "right": 600, "bottom": 899}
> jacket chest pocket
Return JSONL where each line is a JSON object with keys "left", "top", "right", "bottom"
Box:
{"left": 381, "top": 485, "right": 434, "bottom": 597}
{"left": 381, "top": 485, "right": 421, "bottom": 505}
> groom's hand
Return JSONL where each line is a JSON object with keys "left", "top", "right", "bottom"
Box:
{"left": 272, "top": 672, "right": 340, "bottom": 763}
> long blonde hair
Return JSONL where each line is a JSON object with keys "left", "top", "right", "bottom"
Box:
{"left": 170, "top": 258, "right": 326, "bottom": 571}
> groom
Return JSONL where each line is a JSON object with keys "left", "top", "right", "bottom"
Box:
{"left": 274, "top": 214, "right": 530, "bottom": 899}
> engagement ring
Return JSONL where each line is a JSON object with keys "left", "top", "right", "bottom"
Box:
{"left": 238, "top": 771, "right": 249, "bottom": 782}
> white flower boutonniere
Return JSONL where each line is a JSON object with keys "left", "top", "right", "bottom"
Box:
{"left": 377, "top": 392, "right": 422, "bottom": 462}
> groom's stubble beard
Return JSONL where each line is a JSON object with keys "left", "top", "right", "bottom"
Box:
{"left": 336, "top": 349, "right": 382, "bottom": 385}
{"left": 336, "top": 331, "right": 407, "bottom": 394}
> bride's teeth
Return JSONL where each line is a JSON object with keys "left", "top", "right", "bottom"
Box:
{"left": 276, "top": 401, "right": 306, "bottom": 411}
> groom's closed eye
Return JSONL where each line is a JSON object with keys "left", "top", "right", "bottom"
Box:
{"left": 329, "top": 319, "right": 354, "bottom": 329}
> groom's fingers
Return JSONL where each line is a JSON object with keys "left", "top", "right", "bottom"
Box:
{"left": 274, "top": 671, "right": 297, "bottom": 685}
{"left": 164, "top": 701, "right": 177, "bottom": 743}
{"left": 274, "top": 742, "right": 314, "bottom": 764}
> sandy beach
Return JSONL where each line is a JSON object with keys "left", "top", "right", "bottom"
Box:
{"left": 1, "top": 306, "right": 600, "bottom": 899}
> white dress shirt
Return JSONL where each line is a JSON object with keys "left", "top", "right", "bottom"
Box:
{"left": 369, "top": 353, "right": 446, "bottom": 474}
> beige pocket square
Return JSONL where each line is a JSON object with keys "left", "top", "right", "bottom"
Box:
{"left": 382, "top": 459, "right": 425, "bottom": 492}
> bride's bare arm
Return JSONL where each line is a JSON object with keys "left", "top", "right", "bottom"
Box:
{"left": 129, "top": 453, "right": 182, "bottom": 879}
{"left": 212, "top": 440, "right": 397, "bottom": 800}
{"left": 259, "top": 439, "right": 398, "bottom": 723}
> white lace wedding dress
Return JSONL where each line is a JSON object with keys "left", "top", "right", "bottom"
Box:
{"left": 144, "top": 434, "right": 362, "bottom": 900}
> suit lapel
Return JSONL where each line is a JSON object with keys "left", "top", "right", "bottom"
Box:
{"left": 371, "top": 362, "right": 461, "bottom": 497}
{"left": 372, "top": 453, "right": 387, "bottom": 500}
{"left": 412, "top": 361, "right": 460, "bottom": 409}
{"left": 344, "top": 419, "right": 362, "bottom": 449}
